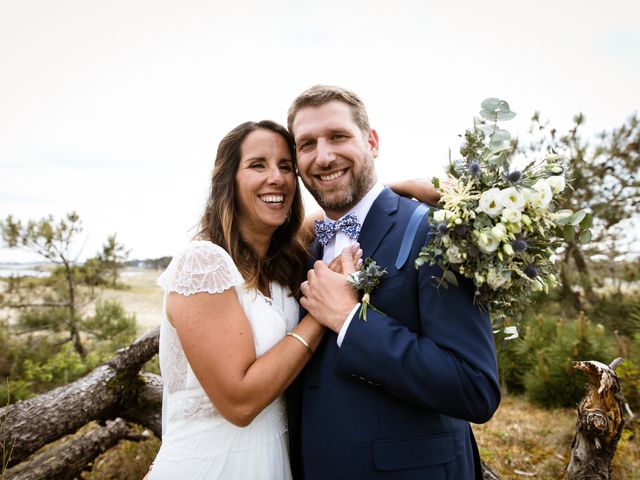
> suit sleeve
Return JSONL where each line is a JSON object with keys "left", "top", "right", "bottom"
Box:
{"left": 334, "top": 231, "right": 501, "bottom": 424}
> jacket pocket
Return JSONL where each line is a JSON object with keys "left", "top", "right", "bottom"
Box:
{"left": 372, "top": 433, "right": 454, "bottom": 471}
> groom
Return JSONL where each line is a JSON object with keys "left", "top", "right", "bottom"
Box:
{"left": 287, "top": 85, "right": 501, "bottom": 479}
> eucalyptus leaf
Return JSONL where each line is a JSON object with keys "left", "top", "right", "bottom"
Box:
{"left": 443, "top": 270, "right": 459, "bottom": 286}
{"left": 556, "top": 209, "right": 574, "bottom": 217}
{"left": 579, "top": 229, "right": 592, "bottom": 244}
{"left": 497, "top": 100, "right": 511, "bottom": 112}
{"left": 478, "top": 124, "right": 496, "bottom": 134}
{"left": 481, "top": 98, "right": 501, "bottom": 110}
{"left": 486, "top": 153, "right": 505, "bottom": 165}
{"left": 555, "top": 210, "right": 573, "bottom": 225}
{"left": 570, "top": 210, "right": 586, "bottom": 226}
{"left": 580, "top": 212, "right": 593, "bottom": 229}
{"left": 495, "top": 111, "right": 516, "bottom": 121}
{"left": 490, "top": 142, "right": 511, "bottom": 154}
{"left": 490, "top": 129, "right": 511, "bottom": 142}
{"left": 563, "top": 225, "right": 575, "bottom": 241}
{"left": 480, "top": 110, "right": 498, "bottom": 122}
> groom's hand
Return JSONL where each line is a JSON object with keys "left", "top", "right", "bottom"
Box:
{"left": 327, "top": 244, "right": 362, "bottom": 274}
{"left": 300, "top": 247, "right": 360, "bottom": 334}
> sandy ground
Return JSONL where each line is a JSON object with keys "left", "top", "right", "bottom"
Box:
{"left": 93, "top": 268, "right": 165, "bottom": 333}
{"left": 0, "top": 268, "right": 165, "bottom": 333}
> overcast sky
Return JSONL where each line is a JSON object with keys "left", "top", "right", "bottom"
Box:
{"left": 1, "top": 0, "right": 639, "bottom": 262}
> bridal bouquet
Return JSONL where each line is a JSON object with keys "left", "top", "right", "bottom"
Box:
{"left": 415, "top": 98, "right": 591, "bottom": 327}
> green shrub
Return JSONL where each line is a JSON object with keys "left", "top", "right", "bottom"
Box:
{"left": 497, "top": 313, "right": 559, "bottom": 393}
{"left": 617, "top": 332, "right": 640, "bottom": 411}
{"left": 82, "top": 299, "right": 137, "bottom": 347}
{"left": 23, "top": 343, "right": 91, "bottom": 385}
{"left": 524, "top": 313, "right": 616, "bottom": 408}
{"left": 1, "top": 298, "right": 137, "bottom": 404}
{"left": 18, "top": 307, "right": 70, "bottom": 333}
{"left": 591, "top": 291, "right": 640, "bottom": 338}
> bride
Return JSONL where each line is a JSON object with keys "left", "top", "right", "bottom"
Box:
{"left": 147, "top": 120, "right": 360, "bottom": 479}
{"left": 147, "top": 119, "right": 438, "bottom": 479}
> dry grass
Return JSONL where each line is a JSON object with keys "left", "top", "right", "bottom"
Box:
{"left": 474, "top": 395, "right": 640, "bottom": 479}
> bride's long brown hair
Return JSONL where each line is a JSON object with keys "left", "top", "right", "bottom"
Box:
{"left": 197, "top": 120, "right": 308, "bottom": 296}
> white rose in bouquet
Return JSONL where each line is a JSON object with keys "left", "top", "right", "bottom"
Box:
{"left": 477, "top": 229, "right": 500, "bottom": 253}
{"left": 532, "top": 179, "right": 553, "bottom": 208}
{"left": 500, "top": 187, "right": 526, "bottom": 211}
{"left": 476, "top": 188, "right": 503, "bottom": 218}
{"left": 546, "top": 175, "right": 566, "bottom": 194}
{"left": 446, "top": 245, "right": 465, "bottom": 264}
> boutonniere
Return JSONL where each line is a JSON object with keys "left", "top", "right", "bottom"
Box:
{"left": 347, "top": 258, "right": 387, "bottom": 321}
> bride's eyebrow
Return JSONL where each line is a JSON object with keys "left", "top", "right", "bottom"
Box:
{"left": 242, "top": 156, "right": 266, "bottom": 163}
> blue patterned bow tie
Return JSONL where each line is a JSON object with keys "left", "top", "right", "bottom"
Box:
{"left": 314, "top": 212, "right": 361, "bottom": 247}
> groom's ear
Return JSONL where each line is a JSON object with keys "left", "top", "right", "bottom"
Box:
{"left": 367, "top": 129, "right": 379, "bottom": 159}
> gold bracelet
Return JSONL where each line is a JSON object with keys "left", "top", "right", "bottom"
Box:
{"left": 286, "top": 332, "right": 313, "bottom": 359}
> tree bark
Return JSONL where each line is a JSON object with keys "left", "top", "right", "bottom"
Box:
{"left": 0, "top": 327, "right": 159, "bottom": 468}
{"left": 560, "top": 248, "right": 583, "bottom": 311}
{"left": 61, "top": 255, "right": 85, "bottom": 357}
{"left": 4, "top": 418, "right": 148, "bottom": 480}
{"left": 120, "top": 372, "right": 163, "bottom": 438}
{"left": 569, "top": 243, "right": 599, "bottom": 307}
{"left": 564, "top": 358, "right": 625, "bottom": 480}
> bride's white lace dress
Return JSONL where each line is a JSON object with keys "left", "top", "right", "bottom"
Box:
{"left": 149, "top": 241, "right": 299, "bottom": 479}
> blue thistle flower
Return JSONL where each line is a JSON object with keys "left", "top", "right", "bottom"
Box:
{"left": 512, "top": 238, "right": 528, "bottom": 253}
{"left": 468, "top": 161, "right": 481, "bottom": 177}
{"left": 507, "top": 170, "right": 522, "bottom": 183}
{"left": 467, "top": 244, "right": 479, "bottom": 258}
{"left": 523, "top": 264, "right": 539, "bottom": 278}
{"left": 437, "top": 223, "right": 449, "bottom": 235}
{"left": 454, "top": 224, "right": 469, "bottom": 236}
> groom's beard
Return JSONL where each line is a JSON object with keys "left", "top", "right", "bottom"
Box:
{"left": 306, "top": 155, "right": 376, "bottom": 213}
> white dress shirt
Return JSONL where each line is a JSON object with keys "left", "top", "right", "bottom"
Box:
{"left": 320, "top": 182, "right": 384, "bottom": 346}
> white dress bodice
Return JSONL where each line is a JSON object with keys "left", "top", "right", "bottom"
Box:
{"left": 149, "top": 240, "right": 299, "bottom": 479}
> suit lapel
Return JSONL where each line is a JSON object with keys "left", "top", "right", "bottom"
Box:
{"left": 309, "top": 237, "right": 323, "bottom": 263}
{"left": 358, "top": 188, "right": 399, "bottom": 258}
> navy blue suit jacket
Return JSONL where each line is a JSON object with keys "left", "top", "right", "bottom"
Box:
{"left": 289, "top": 188, "right": 500, "bottom": 479}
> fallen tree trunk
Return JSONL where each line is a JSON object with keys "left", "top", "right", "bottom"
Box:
{"left": 120, "top": 372, "right": 163, "bottom": 438}
{"left": 5, "top": 418, "right": 149, "bottom": 480}
{"left": 564, "top": 358, "right": 625, "bottom": 480}
{"left": 0, "top": 327, "right": 160, "bottom": 468}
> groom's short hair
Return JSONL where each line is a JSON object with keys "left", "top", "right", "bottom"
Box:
{"left": 287, "top": 85, "right": 371, "bottom": 136}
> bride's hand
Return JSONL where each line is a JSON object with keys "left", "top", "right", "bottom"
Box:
{"left": 327, "top": 244, "right": 362, "bottom": 274}
{"left": 388, "top": 179, "right": 442, "bottom": 207}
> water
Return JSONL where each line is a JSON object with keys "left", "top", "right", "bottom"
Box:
{"left": 0, "top": 264, "right": 51, "bottom": 278}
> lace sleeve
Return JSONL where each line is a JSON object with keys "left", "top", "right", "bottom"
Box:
{"left": 157, "top": 241, "right": 244, "bottom": 295}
